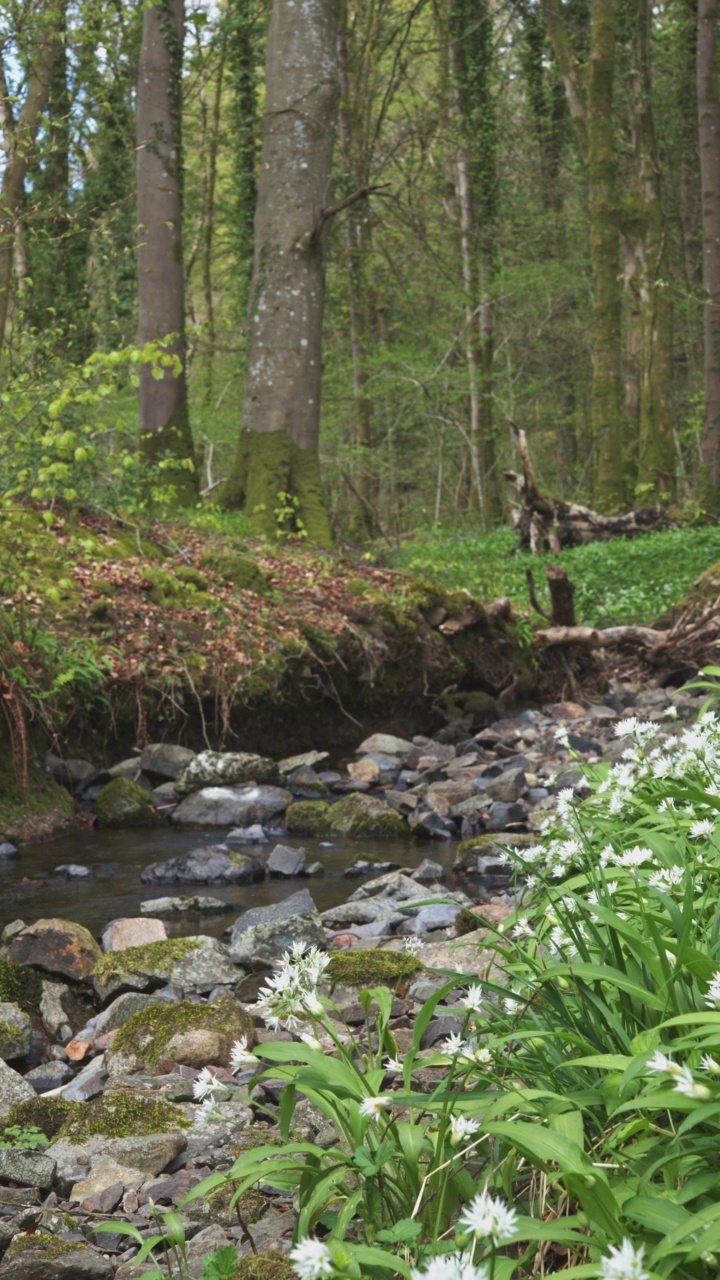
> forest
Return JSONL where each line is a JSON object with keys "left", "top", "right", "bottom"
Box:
{"left": 6, "top": 6, "right": 720, "bottom": 1280}
{"left": 4, "top": 0, "right": 720, "bottom": 540}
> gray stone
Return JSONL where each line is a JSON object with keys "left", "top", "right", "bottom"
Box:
{"left": 140, "top": 742, "right": 197, "bottom": 779}
{"left": 24, "top": 1061, "right": 74, "bottom": 1093}
{"left": 141, "top": 844, "right": 265, "bottom": 884}
{"left": 230, "top": 889, "right": 317, "bottom": 942}
{"left": 78, "top": 992, "right": 169, "bottom": 1043}
{"left": 278, "top": 750, "right": 329, "bottom": 773}
{"left": 175, "top": 750, "right": 279, "bottom": 797}
{"left": 412, "top": 858, "right": 446, "bottom": 882}
{"left": 348, "top": 871, "right": 431, "bottom": 902}
{"left": 425, "top": 780, "right": 476, "bottom": 815}
{"left": 181, "top": 1097, "right": 253, "bottom": 1160}
{"left": 151, "top": 781, "right": 178, "bottom": 806}
{"left": 0, "top": 844, "right": 17, "bottom": 858}
{"left": 93, "top": 935, "right": 237, "bottom": 1001}
{"left": 486, "top": 802, "right": 528, "bottom": 831}
{"left": 407, "top": 808, "right": 456, "bottom": 839}
{"left": 170, "top": 937, "right": 239, "bottom": 994}
{"left": 0, "top": 1148, "right": 56, "bottom": 1188}
{"left": 398, "top": 903, "right": 462, "bottom": 934}
{"left": 226, "top": 824, "right": 268, "bottom": 844}
{"left": 420, "top": 1015, "right": 464, "bottom": 1049}
{"left": 39, "top": 982, "right": 75, "bottom": 1044}
{"left": 0, "top": 1003, "right": 31, "bottom": 1059}
{"left": 0, "top": 921, "right": 24, "bottom": 944}
{"left": 52, "top": 864, "right": 92, "bottom": 879}
{"left": 474, "top": 766, "right": 527, "bottom": 804}
{"left": 230, "top": 914, "right": 326, "bottom": 965}
{"left": 170, "top": 785, "right": 291, "bottom": 827}
{"left": 60, "top": 1053, "right": 107, "bottom": 1102}
{"left": 267, "top": 844, "right": 306, "bottom": 877}
{"left": 0, "top": 1057, "right": 35, "bottom": 1119}
{"left": 319, "top": 899, "right": 405, "bottom": 928}
{"left": 48, "top": 1132, "right": 187, "bottom": 1185}
{"left": 356, "top": 733, "right": 414, "bottom": 756}
{"left": 139, "top": 895, "right": 230, "bottom": 914}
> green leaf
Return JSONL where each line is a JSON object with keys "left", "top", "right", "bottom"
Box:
{"left": 376, "top": 1218, "right": 423, "bottom": 1243}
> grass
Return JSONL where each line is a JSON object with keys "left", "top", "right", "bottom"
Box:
{"left": 385, "top": 523, "right": 720, "bottom": 626}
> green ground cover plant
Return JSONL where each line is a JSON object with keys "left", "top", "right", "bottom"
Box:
{"left": 104, "top": 698, "right": 720, "bottom": 1280}
{"left": 387, "top": 525, "right": 720, "bottom": 626}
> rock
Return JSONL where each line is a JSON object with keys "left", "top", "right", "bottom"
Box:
{"left": 0, "top": 1237, "right": 114, "bottom": 1280}
{"left": 398, "top": 903, "right": 462, "bottom": 933}
{"left": 106, "top": 996, "right": 252, "bottom": 1075}
{"left": 229, "top": 889, "right": 317, "bottom": 943}
{"left": 101, "top": 918, "right": 167, "bottom": 952}
{"left": 0, "top": 844, "right": 17, "bottom": 858}
{"left": 226, "top": 824, "right": 268, "bottom": 844}
{"left": 60, "top": 1054, "right": 107, "bottom": 1102}
{"left": 452, "top": 833, "right": 537, "bottom": 875}
{"left": 49, "top": 1132, "right": 187, "bottom": 1185}
{"left": 151, "top": 781, "right": 178, "bottom": 807}
{"left": 0, "top": 1003, "right": 31, "bottom": 1060}
{"left": 425, "top": 780, "right": 477, "bottom": 815}
{"left": 140, "top": 743, "right": 196, "bottom": 780}
{"left": 175, "top": 750, "right": 279, "bottom": 797}
{"left": 411, "top": 857, "right": 446, "bottom": 882}
{"left": 267, "top": 844, "right": 306, "bottom": 877}
{"left": 285, "top": 800, "right": 330, "bottom": 835}
{"left": 52, "top": 865, "right": 92, "bottom": 879}
{"left": 486, "top": 801, "right": 528, "bottom": 831}
{"left": 407, "top": 808, "right": 456, "bottom": 839}
{"left": 0, "top": 1148, "right": 56, "bottom": 1188}
{"left": 0, "top": 1057, "right": 35, "bottom": 1119}
{"left": 325, "top": 793, "right": 406, "bottom": 839}
{"left": 230, "top": 913, "right": 326, "bottom": 965}
{"left": 278, "top": 750, "right": 330, "bottom": 773}
{"left": 46, "top": 754, "right": 97, "bottom": 789}
{"left": 93, "top": 936, "right": 237, "bottom": 1002}
{"left": 348, "top": 871, "right": 430, "bottom": 903}
{"left": 39, "top": 983, "right": 81, "bottom": 1044}
{"left": 162, "top": 1028, "right": 227, "bottom": 1068}
{"left": 474, "top": 766, "right": 527, "bottom": 804}
{"left": 0, "top": 921, "right": 24, "bottom": 944}
{"left": 356, "top": 733, "right": 414, "bottom": 756}
{"left": 95, "top": 777, "right": 165, "bottom": 829}
{"left": 140, "top": 845, "right": 265, "bottom": 885}
{"left": 77, "top": 992, "right": 171, "bottom": 1043}
{"left": 320, "top": 899, "right": 405, "bottom": 928}
{"left": 9, "top": 920, "right": 101, "bottom": 982}
{"left": 23, "top": 1061, "right": 73, "bottom": 1093}
{"left": 420, "top": 1014, "right": 464, "bottom": 1049}
{"left": 139, "top": 895, "right": 232, "bottom": 914}
{"left": 170, "top": 785, "right": 291, "bottom": 827}
{"left": 170, "top": 938, "right": 239, "bottom": 994}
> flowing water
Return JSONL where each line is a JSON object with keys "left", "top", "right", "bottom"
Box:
{"left": 0, "top": 829, "right": 482, "bottom": 942}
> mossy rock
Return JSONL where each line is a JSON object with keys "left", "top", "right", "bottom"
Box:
{"left": 7, "top": 1096, "right": 81, "bottom": 1140}
{"left": 324, "top": 793, "right": 406, "bottom": 839}
{"left": 0, "top": 958, "right": 42, "bottom": 1012}
{"left": 175, "top": 565, "right": 209, "bottom": 591}
{"left": 93, "top": 937, "right": 202, "bottom": 995}
{"left": 2, "top": 1232, "right": 78, "bottom": 1260}
{"left": 326, "top": 951, "right": 422, "bottom": 987}
{"left": 201, "top": 551, "right": 270, "bottom": 595}
{"left": 236, "top": 1254, "right": 296, "bottom": 1280}
{"left": 95, "top": 776, "right": 165, "bottom": 829}
{"left": 56, "top": 1090, "right": 190, "bottom": 1140}
{"left": 109, "top": 997, "right": 253, "bottom": 1070}
{"left": 285, "top": 800, "right": 330, "bottom": 836}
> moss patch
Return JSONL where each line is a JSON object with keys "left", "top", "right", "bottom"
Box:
{"left": 0, "top": 959, "right": 42, "bottom": 1013}
{"left": 111, "top": 997, "right": 252, "bottom": 1069}
{"left": 8, "top": 1097, "right": 81, "bottom": 1140}
{"left": 200, "top": 551, "right": 270, "bottom": 595}
{"left": 94, "top": 937, "right": 201, "bottom": 986}
{"left": 285, "top": 800, "right": 330, "bottom": 836}
{"left": 57, "top": 1091, "right": 189, "bottom": 1140}
{"left": 236, "top": 1254, "right": 296, "bottom": 1280}
{"left": 326, "top": 951, "right": 422, "bottom": 987}
{"left": 4, "top": 1232, "right": 78, "bottom": 1259}
{"left": 95, "top": 776, "right": 166, "bottom": 829}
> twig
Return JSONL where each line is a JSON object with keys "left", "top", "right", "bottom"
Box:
{"left": 308, "top": 184, "right": 391, "bottom": 245}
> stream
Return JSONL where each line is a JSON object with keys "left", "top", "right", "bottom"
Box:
{"left": 0, "top": 830, "right": 488, "bottom": 942}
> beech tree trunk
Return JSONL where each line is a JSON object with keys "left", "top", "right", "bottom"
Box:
{"left": 698, "top": 0, "right": 720, "bottom": 509}
{"left": 221, "top": 0, "right": 339, "bottom": 545}
{"left": 136, "top": 0, "right": 197, "bottom": 503}
{"left": 0, "top": 2, "right": 62, "bottom": 373}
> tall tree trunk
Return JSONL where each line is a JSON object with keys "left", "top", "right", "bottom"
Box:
{"left": 698, "top": 0, "right": 720, "bottom": 507}
{"left": 220, "top": 0, "right": 339, "bottom": 545}
{"left": 136, "top": 0, "right": 198, "bottom": 503}
{"left": 448, "top": 0, "right": 501, "bottom": 526}
{"left": 0, "top": 2, "right": 61, "bottom": 374}
{"left": 587, "top": 0, "right": 625, "bottom": 509}
{"left": 627, "top": 0, "right": 675, "bottom": 500}
{"left": 226, "top": 0, "right": 264, "bottom": 320}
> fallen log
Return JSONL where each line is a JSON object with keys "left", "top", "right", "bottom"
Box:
{"left": 504, "top": 425, "right": 671, "bottom": 553}
{"left": 533, "top": 624, "right": 667, "bottom": 650}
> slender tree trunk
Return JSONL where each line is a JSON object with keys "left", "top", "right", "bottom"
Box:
{"left": 136, "top": 0, "right": 198, "bottom": 502}
{"left": 220, "top": 0, "right": 339, "bottom": 545}
{"left": 202, "top": 46, "right": 225, "bottom": 408}
{"left": 226, "top": 0, "right": 264, "bottom": 319}
{"left": 624, "top": 0, "right": 675, "bottom": 500}
{"left": 587, "top": 0, "right": 625, "bottom": 509}
{"left": 698, "top": 0, "right": 720, "bottom": 506}
{"left": 0, "top": 3, "right": 61, "bottom": 373}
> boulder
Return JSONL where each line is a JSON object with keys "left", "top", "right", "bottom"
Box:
{"left": 230, "top": 912, "right": 326, "bottom": 965}
{"left": 52, "top": 864, "right": 92, "bottom": 879}
{"left": 93, "top": 936, "right": 236, "bottom": 1002}
{"left": 170, "top": 785, "right": 291, "bottom": 827}
{"left": 140, "top": 742, "right": 196, "bottom": 779}
{"left": 76, "top": 992, "right": 171, "bottom": 1043}
{"left": 397, "top": 903, "right": 462, "bottom": 933}
{"left": 0, "top": 1237, "right": 114, "bottom": 1280}
{"left": 9, "top": 919, "right": 101, "bottom": 982}
{"left": 140, "top": 845, "right": 264, "bottom": 885}
{"left": 60, "top": 1054, "right": 107, "bottom": 1102}
{"left": 277, "top": 749, "right": 329, "bottom": 773}
{"left": 0, "top": 1057, "right": 35, "bottom": 1119}
{"left": 49, "top": 1131, "right": 187, "bottom": 1184}
{"left": 0, "top": 1148, "right": 56, "bottom": 1188}
{"left": 324, "top": 793, "right": 406, "bottom": 839}
{"left": 175, "top": 750, "right": 279, "bottom": 797}
{"left": 101, "top": 918, "right": 167, "bottom": 952}
{"left": 356, "top": 733, "right": 414, "bottom": 756}
{"left": 95, "top": 777, "right": 165, "bottom": 829}
{"left": 0, "top": 1002, "right": 32, "bottom": 1059}
{"left": 24, "top": 1061, "right": 74, "bottom": 1093}
{"left": 106, "top": 996, "right": 253, "bottom": 1075}
{"left": 39, "top": 981, "right": 85, "bottom": 1043}
{"left": 229, "top": 889, "right": 317, "bottom": 945}
{"left": 139, "top": 894, "right": 232, "bottom": 914}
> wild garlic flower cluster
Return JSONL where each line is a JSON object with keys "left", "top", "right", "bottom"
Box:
{"left": 598, "top": 1238, "right": 649, "bottom": 1280}
{"left": 518, "top": 712, "right": 720, "bottom": 881}
{"left": 410, "top": 1256, "right": 490, "bottom": 1280}
{"left": 255, "top": 941, "right": 331, "bottom": 1031}
{"left": 457, "top": 1189, "right": 518, "bottom": 1244}
{"left": 646, "top": 1048, "right": 713, "bottom": 1101}
{"left": 192, "top": 1035, "right": 257, "bottom": 1105}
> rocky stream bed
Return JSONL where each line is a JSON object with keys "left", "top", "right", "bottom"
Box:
{"left": 0, "top": 678, "right": 707, "bottom": 1279}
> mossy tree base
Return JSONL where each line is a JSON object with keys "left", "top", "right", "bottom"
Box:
{"left": 220, "top": 428, "right": 333, "bottom": 546}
